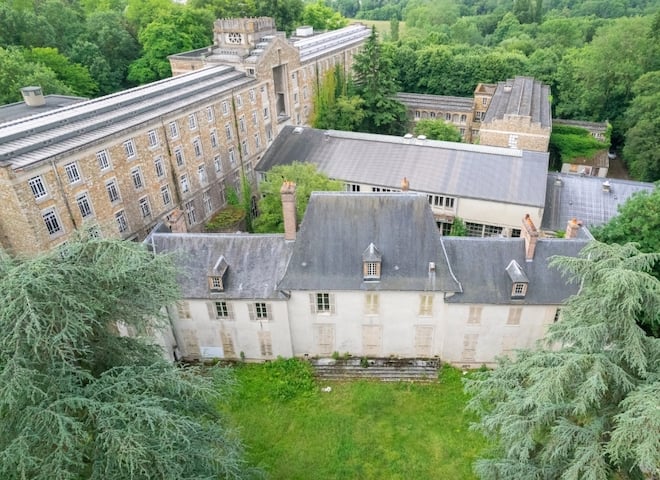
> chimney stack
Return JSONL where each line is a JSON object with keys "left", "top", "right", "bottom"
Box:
{"left": 280, "top": 181, "right": 297, "bottom": 241}
{"left": 167, "top": 209, "right": 188, "bottom": 233}
{"left": 521, "top": 214, "right": 538, "bottom": 261}
{"left": 565, "top": 218, "right": 582, "bottom": 239}
{"left": 401, "top": 177, "right": 409, "bottom": 192}
{"left": 21, "top": 86, "right": 45, "bottom": 107}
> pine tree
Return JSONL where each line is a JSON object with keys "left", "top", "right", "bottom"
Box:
{"left": 352, "top": 26, "right": 407, "bottom": 136}
{"left": 465, "top": 242, "right": 660, "bottom": 480}
{"left": 0, "top": 237, "right": 255, "bottom": 480}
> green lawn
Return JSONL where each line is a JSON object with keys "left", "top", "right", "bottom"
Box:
{"left": 223, "top": 359, "right": 487, "bottom": 480}
{"left": 348, "top": 18, "right": 408, "bottom": 39}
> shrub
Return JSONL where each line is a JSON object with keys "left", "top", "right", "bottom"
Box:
{"left": 204, "top": 205, "right": 246, "bottom": 232}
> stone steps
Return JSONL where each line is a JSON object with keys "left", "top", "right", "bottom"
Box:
{"left": 310, "top": 358, "right": 440, "bottom": 382}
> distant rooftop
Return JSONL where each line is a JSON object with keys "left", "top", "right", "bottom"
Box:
{"left": 0, "top": 94, "right": 85, "bottom": 124}
{"left": 483, "top": 77, "right": 551, "bottom": 129}
{"left": 0, "top": 66, "right": 254, "bottom": 169}
{"left": 395, "top": 93, "right": 473, "bottom": 112}
{"left": 541, "top": 173, "right": 654, "bottom": 231}
{"left": 257, "top": 126, "right": 549, "bottom": 208}
{"left": 293, "top": 23, "right": 371, "bottom": 62}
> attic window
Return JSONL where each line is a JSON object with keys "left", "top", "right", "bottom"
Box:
{"left": 512, "top": 282, "right": 527, "bottom": 298}
{"left": 209, "top": 276, "right": 224, "bottom": 291}
{"left": 362, "top": 242, "right": 382, "bottom": 281}
{"left": 505, "top": 260, "right": 529, "bottom": 299}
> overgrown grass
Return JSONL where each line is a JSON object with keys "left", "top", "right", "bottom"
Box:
{"left": 349, "top": 19, "right": 408, "bottom": 39}
{"left": 223, "top": 359, "right": 486, "bottom": 479}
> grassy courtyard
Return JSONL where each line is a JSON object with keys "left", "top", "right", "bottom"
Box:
{"left": 223, "top": 359, "right": 487, "bottom": 480}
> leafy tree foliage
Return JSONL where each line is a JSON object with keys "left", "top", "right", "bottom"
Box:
{"left": 413, "top": 119, "right": 462, "bottom": 142}
{"left": 189, "top": 0, "right": 257, "bottom": 18}
{"left": 465, "top": 242, "right": 660, "bottom": 479}
{"left": 592, "top": 186, "right": 660, "bottom": 266}
{"left": 312, "top": 65, "right": 365, "bottom": 131}
{"left": 0, "top": 237, "right": 255, "bottom": 479}
{"left": 622, "top": 72, "right": 660, "bottom": 182}
{"left": 549, "top": 124, "right": 610, "bottom": 170}
{"left": 302, "top": 0, "right": 348, "bottom": 31}
{"left": 255, "top": 0, "right": 304, "bottom": 34}
{"left": 254, "top": 162, "right": 343, "bottom": 233}
{"left": 352, "top": 28, "right": 407, "bottom": 135}
{"left": 24, "top": 47, "right": 98, "bottom": 97}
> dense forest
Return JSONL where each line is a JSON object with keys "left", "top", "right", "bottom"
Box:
{"left": 1, "top": 0, "right": 658, "bottom": 180}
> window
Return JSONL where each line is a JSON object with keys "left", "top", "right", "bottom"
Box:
{"left": 154, "top": 156, "right": 165, "bottom": 178}
{"left": 203, "top": 190, "right": 212, "bottom": 214}
{"left": 185, "top": 200, "right": 196, "bottom": 224}
{"left": 188, "top": 113, "right": 198, "bottom": 130}
{"left": 206, "top": 106, "right": 214, "bottom": 122}
{"left": 180, "top": 174, "right": 189, "bottom": 193}
{"left": 482, "top": 97, "right": 488, "bottom": 105}
{"left": 131, "top": 167, "right": 144, "bottom": 190}
{"left": 235, "top": 94, "right": 243, "bottom": 108}
{"left": 251, "top": 111, "right": 258, "bottom": 126}
{"left": 96, "top": 149, "right": 111, "bottom": 171}
{"left": 169, "top": 121, "right": 179, "bottom": 139}
{"left": 225, "top": 123, "right": 232, "bottom": 140}
{"left": 210, "top": 130, "right": 218, "bottom": 148}
{"left": 147, "top": 129, "right": 158, "bottom": 147}
{"left": 28, "top": 176, "right": 47, "bottom": 199}
{"left": 249, "top": 302, "right": 270, "bottom": 321}
{"left": 174, "top": 147, "right": 184, "bottom": 167}
{"left": 313, "top": 292, "right": 335, "bottom": 314}
{"left": 508, "top": 134, "right": 518, "bottom": 148}
{"left": 139, "top": 196, "right": 151, "bottom": 218}
{"left": 106, "top": 180, "right": 120, "bottom": 203}
{"left": 42, "top": 208, "right": 62, "bottom": 236}
{"left": 293, "top": 92, "right": 299, "bottom": 104}
{"left": 214, "top": 301, "right": 231, "bottom": 318}
{"left": 460, "top": 114, "right": 467, "bottom": 123}
{"left": 214, "top": 155, "right": 222, "bottom": 174}
{"left": 430, "top": 111, "right": 436, "bottom": 118}
{"left": 115, "top": 210, "right": 128, "bottom": 233}
{"left": 228, "top": 148, "right": 236, "bottom": 167}
{"left": 303, "top": 86, "right": 308, "bottom": 100}
{"left": 445, "top": 112, "right": 451, "bottom": 121}
{"left": 123, "top": 139, "right": 136, "bottom": 158}
{"left": 161, "top": 185, "right": 172, "bottom": 206}
{"left": 365, "top": 262, "right": 379, "bottom": 277}
{"left": 507, "top": 307, "right": 522, "bottom": 325}
{"left": 266, "top": 127, "right": 273, "bottom": 142}
{"left": 241, "top": 139, "right": 249, "bottom": 156}
{"left": 193, "top": 138, "right": 203, "bottom": 157}
{"left": 76, "top": 193, "right": 93, "bottom": 218}
{"left": 345, "top": 183, "right": 360, "bottom": 192}
{"left": 512, "top": 282, "right": 528, "bottom": 297}
{"left": 419, "top": 295, "right": 433, "bottom": 316}
{"left": 239, "top": 116, "right": 245, "bottom": 133}
{"left": 249, "top": 89, "right": 256, "bottom": 103}
{"left": 254, "top": 133, "right": 261, "bottom": 150}
{"left": 468, "top": 306, "right": 482, "bottom": 324}
{"left": 197, "top": 164, "right": 207, "bottom": 185}
{"left": 64, "top": 162, "right": 81, "bottom": 183}
{"left": 415, "top": 110, "right": 420, "bottom": 119}
{"left": 221, "top": 101, "right": 229, "bottom": 115}
{"left": 263, "top": 107, "right": 269, "bottom": 119}
{"left": 365, "top": 293, "right": 379, "bottom": 315}
{"left": 553, "top": 308, "right": 561, "bottom": 323}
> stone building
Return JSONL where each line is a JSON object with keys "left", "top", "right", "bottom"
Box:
{"left": 0, "top": 19, "right": 370, "bottom": 256}
{"left": 397, "top": 77, "right": 552, "bottom": 152}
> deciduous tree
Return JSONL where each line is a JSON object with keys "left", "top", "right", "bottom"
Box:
{"left": 0, "top": 237, "right": 255, "bottom": 479}
{"left": 254, "top": 162, "right": 343, "bottom": 233}
{"left": 465, "top": 242, "right": 660, "bottom": 479}
{"left": 413, "top": 118, "right": 462, "bottom": 142}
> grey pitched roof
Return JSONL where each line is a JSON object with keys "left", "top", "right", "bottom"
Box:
{"left": 0, "top": 66, "right": 254, "bottom": 169}
{"left": 542, "top": 173, "right": 655, "bottom": 231}
{"left": 396, "top": 92, "right": 473, "bottom": 112}
{"left": 293, "top": 23, "right": 371, "bottom": 62}
{"left": 149, "top": 233, "right": 293, "bottom": 300}
{"left": 442, "top": 237, "right": 588, "bottom": 305}
{"left": 0, "top": 95, "right": 86, "bottom": 124}
{"left": 256, "top": 126, "right": 549, "bottom": 207}
{"left": 278, "top": 193, "right": 462, "bottom": 292}
{"left": 483, "top": 77, "right": 551, "bottom": 129}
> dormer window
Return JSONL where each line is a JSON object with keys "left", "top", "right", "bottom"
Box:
{"left": 208, "top": 255, "right": 229, "bottom": 292}
{"left": 506, "top": 260, "right": 529, "bottom": 299}
{"left": 362, "top": 242, "right": 382, "bottom": 281}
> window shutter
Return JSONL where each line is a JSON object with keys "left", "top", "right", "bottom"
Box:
{"left": 226, "top": 301, "right": 234, "bottom": 319}
{"left": 329, "top": 294, "right": 336, "bottom": 315}
{"left": 206, "top": 301, "right": 217, "bottom": 319}
{"left": 309, "top": 293, "right": 316, "bottom": 314}
{"left": 247, "top": 303, "right": 255, "bottom": 321}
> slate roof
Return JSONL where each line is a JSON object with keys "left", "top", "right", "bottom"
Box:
{"left": 149, "top": 232, "right": 293, "bottom": 300}
{"left": 278, "top": 193, "right": 462, "bottom": 292}
{"left": 0, "top": 95, "right": 86, "bottom": 124}
{"left": 256, "top": 126, "right": 549, "bottom": 208}
{"left": 442, "top": 237, "right": 588, "bottom": 305}
{"left": 0, "top": 66, "right": 254, "bottom": 169}
{"left": 483, "top": 77, "right": 551, "bottom": 129}
{"left": 293, "top": 23, "right": 371, "bottom": 62}
{"left": 541, "top": 173, "right": 655, "bottom": 232}
{"left": 396, "top": 93, "right": 473, "bottom": 112}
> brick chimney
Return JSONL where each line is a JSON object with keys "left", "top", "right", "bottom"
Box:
{"left": 167, "top": 209, "right": 187, "bottom": 233}
{"left": 521, "top": 214, "right": 538, "bottom": 261}
{"left": 280, "top": 181, "right": 297, "bottom": 241}
{"left": 401, "top": 177, "right": 409, "bottom": 191}
{"left": 565, "top": 218, "right": 583, "bottom": 239}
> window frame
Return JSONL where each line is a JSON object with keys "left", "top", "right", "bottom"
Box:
{"left": 64, "top": 162, "right": 81, "bottom": 184}
{"left": 42, "top": 207, "right": 63, "bottom": 236}
{"left": 76, "top": 192, "right": 94, "bottom": 219}
{"left": 28, "top": 176, "right": 48, "bottom": 200}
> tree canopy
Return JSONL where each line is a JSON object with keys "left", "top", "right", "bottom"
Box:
{"left": 413, "top": 118, "right": 462, "bottom": 142}
{"left": 253, "top": 162, "right": 343, "bottom": 233}
{"left": 465, "top": 241, "right": 660, "bottom": 479}
{"left": 0, "top": 237, "right": 254, "bottom": 479}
